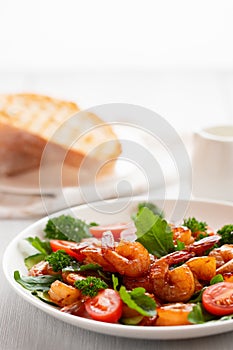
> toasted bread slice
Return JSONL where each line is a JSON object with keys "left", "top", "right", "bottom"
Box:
{"left": 0, "top": 93, "right": 121, "bottom": 176}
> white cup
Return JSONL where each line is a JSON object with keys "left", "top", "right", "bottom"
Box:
{"left": 192, "top": 125, "right": 233, "bottom": 202}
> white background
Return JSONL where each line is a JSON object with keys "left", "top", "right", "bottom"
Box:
{"left": 0, "top": 0, "right": 233, "bottom": 131}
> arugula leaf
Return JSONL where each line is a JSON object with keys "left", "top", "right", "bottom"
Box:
{"left": 188, "top": 277, "right": 224, "bottom": 303}
{"left": 44, "top": 215, "right": 93, "bottom": 242}
{"left": 79, "top": 263, "right": 102, "bottom": 272}
{"left": 26, "top": 237, "right": 52, "bottom": 255}
{"left": 188, "top": 288, "right": 206, "bottom": 303}
{"left": 188, "top": 303, "right": 215, "bottom": 324}
{"left": 119, "top": 286, "right": 156, "bottom": 317}
{"left": 14, "top": 271, "right": 60, "bottom": 291}
{"left": 210, "top": 274, "right": 224, "bottom": 285}
{"left": 135, "top": 207, "right": 174, "bottom": 257}
{"left": 112, "top": 274, "right": 119, "bottom": 291}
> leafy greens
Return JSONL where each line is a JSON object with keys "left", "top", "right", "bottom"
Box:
{"left": 134, "top": 207, "right": 174, "bottom": 257}
{"left": 44, "top": 215, "right": 94, "bottom": 242}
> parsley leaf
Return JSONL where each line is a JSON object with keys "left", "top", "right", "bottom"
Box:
{"left": 74, "top": 276, "right": 108, "bottom": 297}
{"left": 119, "top": 286, "right": 156, "bottom": 317}
{"left": 45, "top": 250, "right": 72, "bottom": 272}
{"left": 183, "top": 217, "right": 207, "bottom": 233}
{"left": 135, "top": 207, "right": 174, "bottom": 257}
{"left": 217, "top": 225, "right": 233, "bottom": 245}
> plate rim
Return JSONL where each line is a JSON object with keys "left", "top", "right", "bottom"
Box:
{"left": 2, "top": 197, "right": 233, "bottom": 340}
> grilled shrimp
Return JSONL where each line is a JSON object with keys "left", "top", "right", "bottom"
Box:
{"left": 100, "top": 231, "right": 151, "bottom": 277}
{"left": 171, "top": 225, "right": 194, "bottom": 245}
{"left": 48, "top": 280, "right": 81, "bottom": 307}
{"left": 186, "top": 235, "right": 221, "bottom": 256}
{"left": 28, "top": 261, "right": 59, "bottom": 276}
{"left": 80, "top": 245, "right": 117, "bottom": 272}
{"left": 209, "top": 244, "right": 233, "bottom": 267}
{"left": 150, "top": 258, "right": 195, "bottom": 303}
{"left": 81, "top": 231, "right": 151, "bottom": 277}
{"left": 209, "top": 244, "right": 233, "bottom": 275}
{"left": 62, "top": 272, "right": 86, "bottom": 286}
{"left": 122, "top": 273, "right": 154, "bottom": 293}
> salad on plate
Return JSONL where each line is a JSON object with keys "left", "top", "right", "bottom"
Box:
{"left": 14, "top": 202, "right": 233, "bottom": 327}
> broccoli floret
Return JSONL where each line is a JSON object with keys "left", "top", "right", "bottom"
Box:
{"left": 45, "top": 250, "right": 72, "bottom": 272}
{"left": 44, "top": 215, "right": 92, "bottom": 242}
{"left": 183, "top": 217, "right": 207, "bottom": 233}
{"left": 217, "top": 224, "right": 233, "bottom": 245}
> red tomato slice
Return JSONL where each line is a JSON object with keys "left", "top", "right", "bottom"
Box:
{"left": 89, "top": 223, "right": 131, "bottom": 240}
{"left": 50, "top": 240, "right": 86, "bottom": 261}
{"left": 202, "top": 282, "right": 233, "bottom": 316}
{"left": 85, "top": 289, "right": 123, "bottom": 323}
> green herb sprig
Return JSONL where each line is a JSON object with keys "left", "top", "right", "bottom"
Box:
{"left": 74, "top": 276, "right": 108, "bottom": 297}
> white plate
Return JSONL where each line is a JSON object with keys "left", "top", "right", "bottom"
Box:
{"left": 3, "top": 197, "right": 233, "bottom": 340}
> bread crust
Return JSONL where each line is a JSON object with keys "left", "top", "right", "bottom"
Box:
{"left": 0, "top": 93, "right": 121, "bottom": 176}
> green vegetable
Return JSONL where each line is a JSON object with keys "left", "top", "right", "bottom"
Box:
{"left": 45, "top": 250, "right": 72, "bottom": 272}
{"left": 120, "top": 315, "right": 144, "bottom": 325}
{"left": 188, "top": 303, "right": 215, "bottom": 324}
{"left": 26, "top": 237, "right": 52, "bottom": 255}
{"left": 24, "top": 253, "right": 46, "bottom": 270}
{"left": 189, "top": 275, "right": 224, "bottom": 303}
{"left": 74, "top": 276, "right": 108, "bottom": 297}
{"left": 44, "top": 215, "right": 93, "bottom": 242}
{"left": 62, "top": 262, "right": 102, "bottom": 273}
{"left": 112, "top": 274, "right": 119, "bottom": 291}
{"left": 137, "top": 202, "right": 164, "bottom": 218}
{"left": 31, "top": 291, "right": 58, "bottom": 305}
{"left": 79, "top": 263, "right": 102, "bottom": 272}
{"left": 210, "top": 274, "right": 224, "bottom": 285}
{"left": 217, "top": 224, "right": 233, "bottom": 245}
{"left": 183, "top": 217, "right": 207, "bottom": 233}
{"left": 14, "top": 271, "right": 60, "bottom": 291}
{"left": 188, "top": 288, "right": 206, "bottom": 303}
{"left": 176, "top": 240, "right": 185, "bottom": 251}
{"left": 119, "top": 286, "right": 156, "bottom": 317}
{"left": 135, "top": 207, "right": 174, "bottom": 257}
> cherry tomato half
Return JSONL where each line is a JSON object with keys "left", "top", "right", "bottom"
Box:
{"left": 202, "top": 282, "right": 233, "bottom": 316}
{"left": 89, "top": 223, "right": 130, "bottom": 241}
{"left": 85, "top": 289, "right": 123, "bottom": 323}
{"left": 50, "top": 240, "right": 86, "bottom": 261}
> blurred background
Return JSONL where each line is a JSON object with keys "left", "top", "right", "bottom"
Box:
{"left": 0, "top": 0, "right": 233, "bottom": 133}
